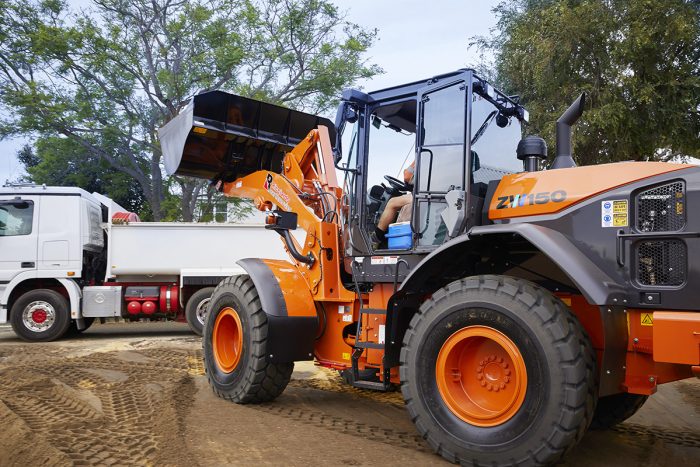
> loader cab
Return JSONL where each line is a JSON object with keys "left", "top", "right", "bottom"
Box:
{"left": 336, "top": 70, "right": 527, "bottom": 275}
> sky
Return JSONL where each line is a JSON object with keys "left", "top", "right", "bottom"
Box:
{"left": 0, "top": 0, "right": 502, "bottom": 185}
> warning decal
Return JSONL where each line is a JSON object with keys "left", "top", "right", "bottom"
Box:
{"left": 641, "top": 313, "right": 653, "bottom": 326}
{"left": 601, "top": 200, "right": 628, "bottom": 228}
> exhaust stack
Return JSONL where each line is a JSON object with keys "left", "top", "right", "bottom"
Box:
{"left": 552, "top": 92, "right": 586, "bottom": 169}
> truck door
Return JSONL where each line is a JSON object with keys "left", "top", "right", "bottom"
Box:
{"left": 413, "top": 79, "right": 468, "bottom": 248}
{"left": 0, "top": 196, "right": 40, "bottom": 282}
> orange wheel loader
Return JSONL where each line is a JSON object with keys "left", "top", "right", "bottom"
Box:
{"left": 159, "top": 72, "right": 700, "bottom": 465}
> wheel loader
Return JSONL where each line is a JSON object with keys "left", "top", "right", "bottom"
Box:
{"left": 159, "top": 71, "right": 700, "bottom": 465}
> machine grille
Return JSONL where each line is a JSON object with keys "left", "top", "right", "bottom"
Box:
{"left": 636, "top": 240, "right": 686, "bottom": 286}
{"left": 636, "top": 181, "right": 685, "bottom": 232}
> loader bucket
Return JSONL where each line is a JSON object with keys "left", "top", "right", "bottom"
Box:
{"left": 159, "top": 91, "right": 336, "bottom": 181}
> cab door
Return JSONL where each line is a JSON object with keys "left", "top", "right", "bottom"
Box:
{"left": 0, "top": 196, "right": 40, "bottom": 283}
{"left": 412, "top": 79, "right": 468, "bottom": 249}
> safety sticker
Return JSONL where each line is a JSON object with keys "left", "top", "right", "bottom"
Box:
{"left": 342, "top": 314, "right": 353, "bottom": 322}
{"left": 641, "top": 313, "right": 653, "bottom": 326}
{"left": 337, "top": 305, "right": 350, "bottom": 314}
{"left": 378, "top": 325, "right": 385, "bottom": 345}
{"left": 601, "top": 200, "right": 628, "bottom": 228}
{"left": 342, "top": 352, "right": 351, "bottom": 361}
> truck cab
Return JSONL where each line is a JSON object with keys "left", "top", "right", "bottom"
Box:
{"left": 0, "top": 185, "right": 106, "bottom": 340}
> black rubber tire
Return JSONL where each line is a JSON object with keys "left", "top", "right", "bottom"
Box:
{"left": 185, "top": 287, "right": 215, "bottom": 336}
{"left": 10, "top": 289, "right": 72, "bottom": 342}
{"left": 203, "top": 275, "right": 293, "bottom": 403}
{"left": 400, "top": 275, "right": 597, "bottom": 466}
{"left": 66, "top": 317, "right": 95, "bottom": 337}
{"left": 590, "top": 393, "right": 648, "bottom": 429}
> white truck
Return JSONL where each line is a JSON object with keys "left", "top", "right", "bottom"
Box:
{"left": 0, "top": 184, "right": 288, "bottom": 341}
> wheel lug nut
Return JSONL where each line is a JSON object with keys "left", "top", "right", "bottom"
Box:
{"left": 480, "top": 380, "right": 486, "bottom": 387}
{"left": 504, "top": 376, "right": 510, "bottom": 383}
{"left": 487, "top": 383, "right": 493, "bottom": 391}
{"left": 477, "top": 374, "right": 483, "bottom": 381}
{"left": 504, "top": 369, "right": 511, "bottom": 376}
{"left": 500, "top": 382, "right": 506, "bottom": 389}
{"left": 498, "top": 357, "right": 504, "bottom": 363}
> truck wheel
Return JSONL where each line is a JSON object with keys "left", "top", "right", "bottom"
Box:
{"left": 400, "top": 275, "right": 596, "bottom": 466}
{"left": 185, "top": 287, "right": 215, "bottom": 336}
{"left": 203, "top": 275, "right": 293, "bottom": 403}
{"left": 10, "top": 289, "right": 72, "bottom": 342}
{"left": 590, "top": 393, "right": 648, "bottom": 429}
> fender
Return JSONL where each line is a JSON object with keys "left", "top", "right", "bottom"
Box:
{"left": 57, "top": 278, "right": 82, "bottom": 320}
{"left": 400, "top": 223, "right": 627, "bottom": 306}
{"left": 237, "top": 258, "right": 318, "bottom": 362}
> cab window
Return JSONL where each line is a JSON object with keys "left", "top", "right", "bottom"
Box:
{"left": 0, "top": 201, "right": 34, "bottom": 236}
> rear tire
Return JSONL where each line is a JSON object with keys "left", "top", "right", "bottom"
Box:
{"left": 203, "top": 275, "right": 293, "bottom": 403}
{"left": 10, "top": 289, "right": 72, "bottom": 342}
{"left": 591, "top": 393, "right": 648, "bottom": 429}
{"left": 400, "top": 275, "right": 596, "bottom": 466}
{"left": 185, "top": 287, "right": 215, "bottom": 336}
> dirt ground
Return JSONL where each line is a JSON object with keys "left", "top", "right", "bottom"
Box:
{"left": 0, "top": 322, "right": 697, "bottom": 466}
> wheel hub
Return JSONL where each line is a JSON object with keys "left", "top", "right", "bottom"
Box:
{"left": 436, "top": 325, "right": 527, "bottom": 427}
{"left": 22, "top": 301, "right": 56, "bottom": 333}
{"left": 212, "top": 307, "right": 243, "bottom": 373}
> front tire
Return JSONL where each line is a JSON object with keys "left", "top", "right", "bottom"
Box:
{"left": 10, "top": 289, "right": 72, "bottom": 342}
{"left": 185, "top": 287, "right": 215, "bottom": 336}
{"left": 400, "top": 275, "right": 596, "bottom": 466}
{"left": 203, "top": 275, "right": 293, "bottom": 403}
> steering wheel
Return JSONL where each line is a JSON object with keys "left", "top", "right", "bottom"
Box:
{"left": 384, "top": 175, "right": 411, "bottom": 193}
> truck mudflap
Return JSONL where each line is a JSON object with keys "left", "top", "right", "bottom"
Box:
{"left": 158, "top": 91, "right": 335, "bottom": 182}
{"left": 237, "top": 258, "right": 318, "bottom": 363}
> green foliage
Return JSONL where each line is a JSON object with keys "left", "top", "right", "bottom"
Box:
{"left": 16, "top": 138, "right": 147, "bottom": 213}
{"left": 0, "top": 0, "right": 381, "bottom": 219}
{"left": 475, "top": 0, "right": 700, "bottom": 165}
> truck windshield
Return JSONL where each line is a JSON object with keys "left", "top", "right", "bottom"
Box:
{"left": 470, "top": 94, "right": 523, "bottom": 184}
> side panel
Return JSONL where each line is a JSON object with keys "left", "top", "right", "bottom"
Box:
{"left": 489, "top": 162, "right": 690, "bottom": 220}
{"left": 237, "top": 258, "right": 318, "bottom": 362}
{"left": 108, "top": 223, "right": 288, "bottom": 276}
{"left": 38, "top": 196, "right": 82, "bottom": 272}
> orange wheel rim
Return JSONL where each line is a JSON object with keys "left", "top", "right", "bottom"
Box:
{"left": 212, "top": 307, "right": 243, "bottom": 373}
{"left": 436, "top": 325, "right": 527, "bottom": 427}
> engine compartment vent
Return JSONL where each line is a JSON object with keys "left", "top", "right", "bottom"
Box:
{"left": 636, "top": 240, "right": 686, "bottom": 286}
{"left": 636, "top": 181, "right": 685, "bottom": 232}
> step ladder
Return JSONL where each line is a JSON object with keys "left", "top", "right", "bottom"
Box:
{"left": 350, "top": 307, "right": 392, "bottom": 391}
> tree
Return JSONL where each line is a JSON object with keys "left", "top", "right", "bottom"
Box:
{"left": 15, "top": 139, "right": 151, "bottom": 216}
{"left": 0, "top": 0, "right": 380, "bottom": 220}
{"left": 474, "top": 0, "right": 700, "bottom": 165}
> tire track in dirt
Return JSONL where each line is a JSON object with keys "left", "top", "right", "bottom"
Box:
{"left": 0, "top": 348, "right": 203, "bottom": 466}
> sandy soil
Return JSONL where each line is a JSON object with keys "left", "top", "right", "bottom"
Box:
{"left": 0, "top": 322, "right": 698, "bottom": 466}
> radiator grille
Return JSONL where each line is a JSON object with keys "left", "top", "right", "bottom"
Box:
{"left": 636, "top": 240, "right": 686, "bottom": 286}
{"left": 636, "top": 181, "right": 685, "bottom": 232}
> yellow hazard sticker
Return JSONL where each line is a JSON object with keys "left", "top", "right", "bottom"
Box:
{"left": 342, "top": 352, "right": 351, "bottom": 361}
{"left": 641, "top": 313, "right": 653, "bottom": 326}
{"left": 602, "top": 200, "right": 628, "bottom": 227}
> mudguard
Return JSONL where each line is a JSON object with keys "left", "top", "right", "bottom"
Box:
{"left": 400, "top": 223, "right": 627, "bottom": 306}
{"left": 237, "top": 258, "right": 318, "bottom": 362}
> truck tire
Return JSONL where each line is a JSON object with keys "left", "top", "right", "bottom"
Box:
{"left": 590, "top": 393, "right": 648, "bottom": 429}
{"left": 10, "top": 289, "right": 72, "bottom": 342}
{"left": 185, "top": 287, "right": 215, "bottom": 336}
{"left": 400, "top": 275, "right": 596, "bottom": 466}
{"left": 203, "top": 275, "right": 293, "bottom": 403}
